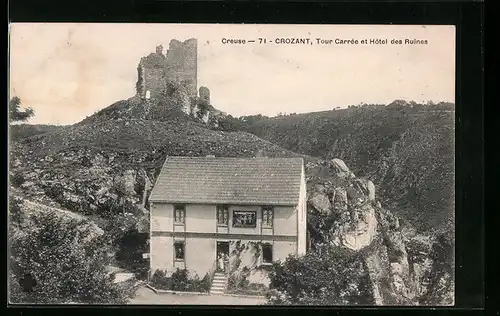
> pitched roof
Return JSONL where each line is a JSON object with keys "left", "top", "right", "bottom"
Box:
{"left": 149, "top": 156, "right": 304, "bottom": 205}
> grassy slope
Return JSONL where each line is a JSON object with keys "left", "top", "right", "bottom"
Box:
{"left": 244, "top": 106, "right": 455, "bottom": 232}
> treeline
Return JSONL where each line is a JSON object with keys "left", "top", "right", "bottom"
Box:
{"left": 214, "top": 100, "right": 455, "bottom": 132}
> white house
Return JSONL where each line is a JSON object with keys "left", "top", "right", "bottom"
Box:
{"left": 148, "top": 156, "right": 307, "bottom": 286}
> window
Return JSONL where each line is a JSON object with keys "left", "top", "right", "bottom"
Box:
{"left": 217, "top": 205, "right": 229, "bottom": 226}
{"left": 174, "top": 241, "right": 185, "bottom": 261}
{"left": 262, "top": 244, "right": 273, "bottom": 264}
{"left": 174, "top": 205, "right": 185, "bottom": 224}
{"left": 232, "top": 211, "right": 257, "bottom": 228}
{"left": 262, "top": 206, "right": 274, "bottom": 228}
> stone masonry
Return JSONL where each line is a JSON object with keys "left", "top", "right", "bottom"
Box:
{"left": 136, "top": 39, "right": 197, "bottom": 99}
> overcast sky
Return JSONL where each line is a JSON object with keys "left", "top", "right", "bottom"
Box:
{"left": 9, "top": 23, "right": 455, "bottom": 125}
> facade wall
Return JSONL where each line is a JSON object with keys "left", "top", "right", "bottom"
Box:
{"left": 186, "top": 204, "right": 217, "bottom": 233}
{"left": 150, "top": 235, "right": 173, "bottom": 272}
{"left": 273, "top": 206, "right": 297, "bottom": 236}
{"left": 185, "top": 238, "right": 216, "bottom": 277}
{"left": 151, "top": 203, "right": 173, "bottom": 231}
{"left": 297, "top": 167, "right": 308, "bottom": 255}
{"left": 273, "top": 240, "right": 298, "bottom": 262}
{"left": 150, "top": 201, "right": 303, "bottom": 278}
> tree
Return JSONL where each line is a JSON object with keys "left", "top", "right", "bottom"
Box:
{"left": 267, "top": 246, "right": 374, "bottom": 306}
{"left": 9, "top": 209, "right": 133, "bottom": 304}
{"left": 9, "top": 96, "right": 35, "bottom": 123}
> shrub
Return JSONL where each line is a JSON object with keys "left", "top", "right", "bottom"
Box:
{"left": 150, "top": 269, "right": 211, "bottom": 293}
{"left": 44, "top": 184, "right": 65, "bottom": 201}
{"left": 267, "top": 247, "right": 374, "bottom": 305}
{"left": 10, "top": 173, "right": 25, "bottom": 188}
{"left": 170, "top": 269, "right": 189, "bottom": 291}
{"left": 186, "top": 273, "right": 211, "bottom": 293}
{"left": 151, "top": 270, "right": 172, "bottom": 290}
{"left": 9, "top": 211, "right": 132, "bottom": 304}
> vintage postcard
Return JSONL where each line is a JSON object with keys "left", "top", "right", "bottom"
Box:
{"left": 8, "top": 23, "right": 455, "bottom": 306}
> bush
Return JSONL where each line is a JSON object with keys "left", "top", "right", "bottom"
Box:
{"left": 150, "top": 269, "right": 211, "bottom": 293}
{"left": 186, "top": 273, "right": 211, "bottom": 293}
{"left": 10, "top": 173, "right": 25, "bottom": 188}
{"left": 9, "top": 211, "right": 133, "bottom": 304}
{"left": 170, "top": 268, "right": 189, "bottom": 291}
{"left": 151, "top": 270, "right": 172, "bottom": 290}
{"left": 44, "top": 184, "right": 64, "bottom": 201}
{"left": 267, "top": 247, "right": 374, "bottom": 305}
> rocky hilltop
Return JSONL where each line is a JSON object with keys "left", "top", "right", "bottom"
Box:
{"left": 80, "top": 39, "right": 225, "bottom": 128}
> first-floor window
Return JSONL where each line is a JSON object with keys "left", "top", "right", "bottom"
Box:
{"left": 174, "top": 205, "right": 185, "bottom": 224}
{"left": 262, "top": 243, "right": 273, "bottom": 264}
{"left": 174, "top": 241, "right": 185, "bottom": 260}
{"left": 217, "top": 205, "right": 229, "bottom": 226}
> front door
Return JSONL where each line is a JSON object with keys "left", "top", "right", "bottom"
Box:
{"left": 216, "top": 241, "right": 230, "bottom": 272}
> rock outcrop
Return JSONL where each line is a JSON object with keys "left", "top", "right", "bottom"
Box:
{"left": 306, "top": 158, "right": 415, "bottom": 305}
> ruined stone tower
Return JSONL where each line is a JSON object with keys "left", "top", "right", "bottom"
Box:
{"left": 136, "top": 38, "right": 198, "bottom": 99}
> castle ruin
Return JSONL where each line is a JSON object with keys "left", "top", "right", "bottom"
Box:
{"left": 136, "top": 38, "right": 198, "bottom": 99}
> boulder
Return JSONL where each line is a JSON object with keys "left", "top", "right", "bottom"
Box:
{"left": 330, "top": 204, "right": 378, "bottom": 251}
{"left": 330, "top": 158, "right": 356, "bottom": 179}
{"left": 309, "top": 191, "right": 331, "bottom": 216}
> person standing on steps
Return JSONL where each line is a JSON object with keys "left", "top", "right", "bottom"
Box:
{"left": 217, "top": 253, "right": 224, "bottom": 272}
{"left": 223, "top": 253, "right": 229, "bottom": 273}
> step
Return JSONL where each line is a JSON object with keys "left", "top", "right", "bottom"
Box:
{"left": 211, "top": 287, "right": 225, "bottom": 291}
{"left": 213, "top": 277, "right": 227, "bottom": 282}
{"left": 210, "top": 290, "right": 224, "bottom": 295}
{"left": 211, "top": 283, "right": 225, "bottom": 287}
{"left": 212, "top": 281, "right": 226, "bottom": 285}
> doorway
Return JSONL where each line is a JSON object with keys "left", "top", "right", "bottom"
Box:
{"left": 216, "top": 241, "right": 230, "bottom": 272}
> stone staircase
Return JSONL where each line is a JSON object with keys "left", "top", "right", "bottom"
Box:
{"left": 210, "top": 272, "right": 228, "bottom": 295}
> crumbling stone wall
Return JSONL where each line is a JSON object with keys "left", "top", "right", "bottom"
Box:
{"left": 136, "top": 39, "right": 197, "bottom": 99}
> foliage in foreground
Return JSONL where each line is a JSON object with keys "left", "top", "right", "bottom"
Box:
{"left": 9, "top": 200, "right": 133, "bottom": 304}
{"left": 266, "top": 246, "right": 374, "bottom": 306}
